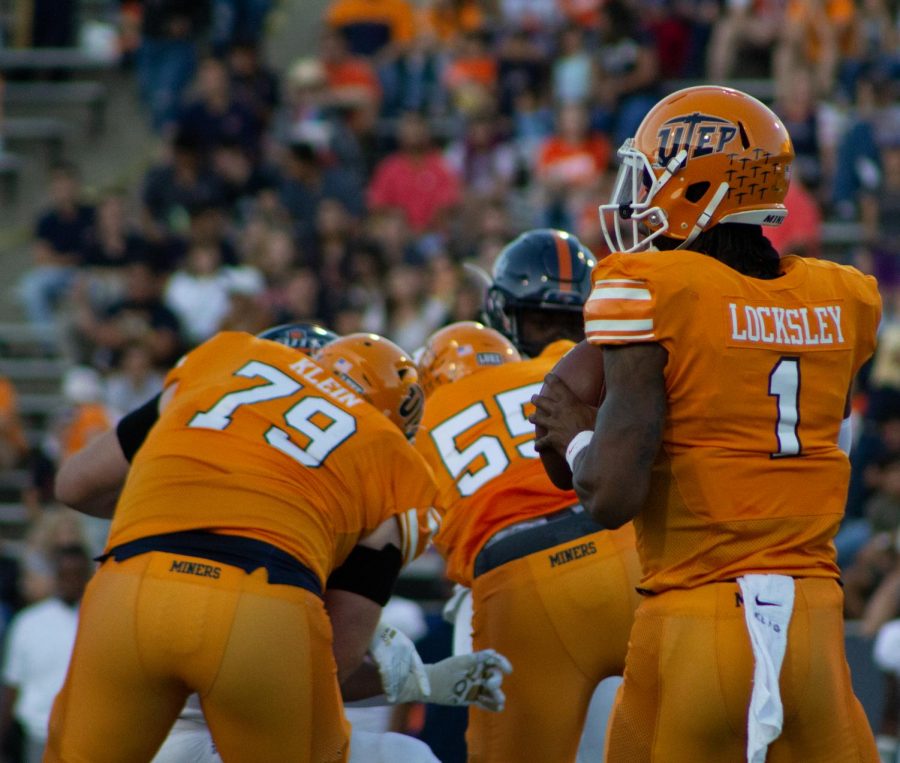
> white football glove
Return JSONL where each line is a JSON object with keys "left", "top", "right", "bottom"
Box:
{"left": 394, "top": 649, "right": 513, "bottom": 712}
{"left": 369, "top": 624, "right": 431, "bottom": 703}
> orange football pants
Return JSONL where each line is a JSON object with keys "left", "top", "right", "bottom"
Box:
{"left": 467, "top": 524, "right": 641, "bottom": 763}
{"left": 45, "top": 552, "right": 349, "bottom": 763}
{"left": 605, "top": 577, "right": 879, "bottom": 762}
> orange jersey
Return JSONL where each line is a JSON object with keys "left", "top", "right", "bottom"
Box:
{"left": 107, "top": 332, "right": 439, "bottom": 585}
{"left": 584, "top": 251, "right": 881, "bottom": 592}
{"left": 61, "top": 403, "right": 112, "bottom": 459}
{"left": 416, "top": 341, "right": 579, "bottom": 586}
{"left": 0, "top": 377, "right": 28, "bottom": 453}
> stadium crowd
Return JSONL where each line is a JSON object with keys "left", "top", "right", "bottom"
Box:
{"left": 1, "top": 0, "right": 900, "bottom": 760}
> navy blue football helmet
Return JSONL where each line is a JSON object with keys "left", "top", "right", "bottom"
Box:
{"left": 484, "top": 229, "right": 596, "bottom": 356}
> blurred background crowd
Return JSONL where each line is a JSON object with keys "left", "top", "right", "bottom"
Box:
{"left": 0, "top": 0, "right": 899, "bottom": 760}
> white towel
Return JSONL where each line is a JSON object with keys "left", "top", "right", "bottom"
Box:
{"left": 737, "top": 574, "right": 796, "bottom": 763}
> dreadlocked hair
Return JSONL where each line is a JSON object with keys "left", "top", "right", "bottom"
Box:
{"left": 686, "top": 224, "right": 782, "bottom": 279}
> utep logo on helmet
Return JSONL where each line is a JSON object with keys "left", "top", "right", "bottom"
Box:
{"left": 655, "top": 112, "right": 739, "bottom": 167}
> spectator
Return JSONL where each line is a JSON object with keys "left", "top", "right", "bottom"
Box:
{"left": 775, "top": 67, "right": 824, "bottom": 188}
{"left": 765, "top": 176, "right": 823, "bottom": 258}
{"left": 325, "top": 0, "right": 416, "bottom": 58}
{"left": 210, "top": 0, "right": 274, "bottom": 54}
{"left": 343, "top": 240, "right": 389, "bottom": 333}
{"left": 774, "top": 0, "right": 855, "bottom": 98}
{"left": 164, "top": 243, "right": 263, "bottom": 344}
{"left": 535, "top": 103, "right": 611, "bottom": 228}
{"left": 142, "top": 131, "right": 225, "bottom": 240}
{"left": 831, "top": 74, "right": 883, "bottom": 221}
{"left": 367, "top": 112, "right": 462, "bottom": 233}
{"left": 137, "top": 0, "right": 212, "bottom": 132}
{"left": 381, "top": 28, "right": 445, "bottom": 118}
{"left": 863, "top": 137, "right": 900, "bottom": 252}
{"left": 0, "top": 545, "right": 92, "bottom": 763}
{"left": 77, "top": 191, "right": 147, "bottom": 316}
{"left": 24, "top": 0, "right": 77, "bottom": 47}
{"left": 384, "top": 263, "right": 449, "bottom": 351}
{"left": 176, "top": 56, "right": 263, "bottom": 157}
{"left": 227, "top": 41, "right": 280, "bottom": 126}
{"left": 0, "top": 377, "right": 28, "bottom": 473}
{"left": 706, "top": 0, "right": 782, "bottom": 81}
{"left": 105, "top": 342, "right": 166, "bottom": 417}
{"left": 444, "top": 113, "right": 518, "bottom": 202}
{"left": 48, "top": 368, "right": 115, "bottom": 466}
{"left": 17, "top": 163, "right": 96, "bottom": 327}
{"left": 319, "top": 30, "right": 382, "bottom": 125}
{"left": 591, "top": 0, "right": 660, "bottom": 148}
{"left": 211, "top": 140, "right": 278, "bottom": 224}
{"left": 496, "top": 31, "right": 548, "bottom": 118}
{"left": 551, "top": 25, "right": 593, "bottom": 106}
{"left": 73, "top": 260, "right": 183, "bottom": 371}
{"left": 442, "top": 30, "right": 498, "bottom": 117}
{"left": 278, "top": 141, "right": 365, "bottom": 243}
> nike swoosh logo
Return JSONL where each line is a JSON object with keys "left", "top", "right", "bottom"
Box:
{"left": 755, "top": 596, "right": 780, "bottom": 607}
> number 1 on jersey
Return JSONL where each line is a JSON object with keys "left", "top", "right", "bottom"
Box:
{"left": 768, "top": 357, "right": 801, "bottom": 457}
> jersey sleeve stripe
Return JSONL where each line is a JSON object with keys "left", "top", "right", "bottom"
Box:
{"left": 594, "top": 279, "right": 646, "bottom": 286}
{"left": 589, "top": 286, "right": 652, "bottom": 301}
{"left": 585, "top": 318, "right": 653, "bottom": 332}
{"left": 586, "top": 332, "right": 656, "bottom": 341}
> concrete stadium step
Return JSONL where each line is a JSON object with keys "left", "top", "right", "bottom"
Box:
{"left": 0, "top": 322, "right": 63, "bottom": 353}
{"left": 0, "top": 357, "right": 67, "bottom": 381}
{"left": 16, "top": 392, "right": 64, "bottom": 417}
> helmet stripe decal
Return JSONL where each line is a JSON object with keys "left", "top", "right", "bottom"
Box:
{"left": 553, "top": 233, "right": 572, "bottom": 291}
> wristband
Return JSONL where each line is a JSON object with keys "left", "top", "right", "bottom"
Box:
{"left": 565, "top": 430, "right": 593, "bottom": 472}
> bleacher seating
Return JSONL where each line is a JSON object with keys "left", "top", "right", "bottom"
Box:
{"left": 3, "top": 80, "right": 109, "bottom": 134}
{"left": 0, "top": 47, "right": 117, "bottom": 72}
{"left": 2, "top": 116, "right": 72, "bottom": 163}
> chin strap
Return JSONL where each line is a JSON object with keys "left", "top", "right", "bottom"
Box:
{"left": 679, "top": 182, "right": 730, "bottom": 250}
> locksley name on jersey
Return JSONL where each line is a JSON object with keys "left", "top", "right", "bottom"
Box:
{"left": 725, "top": 300, "right": 847, "bottom": 349}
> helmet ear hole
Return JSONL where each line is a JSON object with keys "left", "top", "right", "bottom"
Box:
{"left": 685, "top": 181, "right": 711, "bottom": 203}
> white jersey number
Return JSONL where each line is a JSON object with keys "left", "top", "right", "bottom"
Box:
{"left": 430, "top": 382, "right": 541, "bottom": 496}
{"left": 768, "top": 357, "right": 801, "bottom": 457}
{"left": 189, "top": 360, "right": 356, "bottom": 467}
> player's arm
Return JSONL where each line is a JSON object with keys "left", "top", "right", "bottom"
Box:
{"left": 327, "top": 516, "right": 404, "bottom": 686}
{"left": 54, "top": 386, "right": 174, "bottom": 517}
{"left": 573, "top": 343, "right": 667, "bottom": 528}
{"left": 532, "top": 343, "right": 667, "bottom": 528}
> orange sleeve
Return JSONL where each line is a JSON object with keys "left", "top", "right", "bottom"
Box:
{"left": 583, "top": 255, "right": 659, "bottom": 344}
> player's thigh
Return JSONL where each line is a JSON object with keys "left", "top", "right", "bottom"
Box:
{"left": 606, "top": 585, "right": 751, "bottom": 763}
{"left": 45, "top": 561, "right": 189, "bottom": 763}
{"left": 467, "top": 557, "right": 595, "bottom": 763}
{"left": 769, "top": 579, "right": 878, "bottom": 763}
{"left": 201, "top": 574, "right": 349, "bottom": 763}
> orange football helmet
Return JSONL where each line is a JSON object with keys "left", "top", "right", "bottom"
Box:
{"left": 418, "top": 322, "right": 521, "bottom": 397}
{"left": 315, "top": 333, "right": 424, "bottom": 440}
{"left": 600, "top": 86, "right": 794, "bottom": 253}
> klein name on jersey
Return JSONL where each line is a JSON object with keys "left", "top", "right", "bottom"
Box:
{"left": 288, "top": 356, "right": 364, "bottom": 408}
{"left": 727, "top": 302, "right": 845, "bottom": 347}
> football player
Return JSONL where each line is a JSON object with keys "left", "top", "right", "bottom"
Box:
{"left": 137, "top": 324, "right": 508, "bottom": 763}
{"left": 416, "top": 315, "right": 641, "bottom": 763}
{"left": 533, "top": 86, "right": 881, "bottom": 761}
{"left": 47, "top": 326, "right": 508, "bottom": 762}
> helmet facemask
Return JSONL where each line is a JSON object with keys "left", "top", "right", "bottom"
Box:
{"left": 600, "top": 140, "right": 693, "bottom": 253}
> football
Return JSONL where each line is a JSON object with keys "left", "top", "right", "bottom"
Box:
{"left": 536, "top": 340, "right": 606, "bottom": 490}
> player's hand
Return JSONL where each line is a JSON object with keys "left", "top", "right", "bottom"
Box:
{"left": 369, "top": 624, "right": 431, "bottom": 703}
{"left": 403, "top": 650, "right": 513, "bottom": 712}
{"left": 442, "top": 584, "right": 470, "bottom": 625}
{"left": 530, "top": 373, "right": 597, "bottom": 455}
